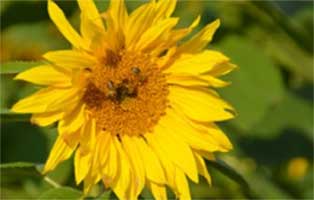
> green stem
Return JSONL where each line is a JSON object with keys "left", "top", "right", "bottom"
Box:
{"left": 43, "top": 176, "right": 61, "bottom": 188}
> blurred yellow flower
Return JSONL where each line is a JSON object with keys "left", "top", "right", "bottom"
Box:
{"left": 12, "top": 0, "right": 236, "bottom": 199}
{"left": 287, "top": 157, "right": 309, "bottom": 181}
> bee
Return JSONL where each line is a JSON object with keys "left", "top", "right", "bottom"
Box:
{"left": 131, "top": 67, "right": 141, "bottom": 75}
{"left": 107, "top": 80, "right": 116, "bottom": 98}
{"left": 131, "top": 67, "right": 147, "bottom": 83}
{"left": 107, "top": 80, "right": 115, "bottom": 90}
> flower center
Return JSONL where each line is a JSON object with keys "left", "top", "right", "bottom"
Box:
{"left": 83, "top": 51, "right": 169, "bottom": 136}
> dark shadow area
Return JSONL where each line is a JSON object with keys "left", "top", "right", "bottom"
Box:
{"left": 239, "top": 128, "right": 313, "bottom": 166}
{"left": 1, "top": 122, "right": 48, "bottom": 163}
{"left": 1, "top": 1, "right": 77, "bottom": 30}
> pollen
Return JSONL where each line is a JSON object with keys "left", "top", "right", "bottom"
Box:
{"left": 83, "top": 51, "right": 169, "bottom": 136}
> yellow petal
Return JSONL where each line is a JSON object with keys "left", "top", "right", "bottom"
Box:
{"left": 103, "top": 0, "right": 128, "bottom": 51}
{"left": 31, "top": 111, "right": 64, "bottom": 127}
{"left": 133, "top": 137, "right": 166, "bottom": 184}
{"left": 168, "top": 108, "right": 233, "bottom": 152}
{"left": 14, "top": 65, "right": 71, "bottom": 87}
{"left": 11, "top": 87, "right": 77, "bottom": 113}
{"left": 155, "top": 0, "right": 176, "bottom": 20}
{"left": 134, "top": 18, "right": 179, "bottom": 51}
{"left": 157, "top": 47, "right": 177, "bottom": 69}
{"left": 177, "top": 19, "right": 220, "bottom": 54}
{"left": 148, "top": 143, "right": 192, "bottom": 200}
{"left": 81, "top": 134, "right": 107, "bottom": 194}
{"left": 88, "top": 142, "right": 103, "bottom": 184}
{"left": 168, "top": 86, "right": 235, "bottom": 122}
{"left": 145, "top": 123, "right": 198, "bottom": 183}
{"left": 101, "top": 136, "right": 118, "bottom": 185}
{"left": 200, "top": 75, "right": 230, "bottom": 87}
{"left": 46, "top": 88, "right": 81, "bottom": 112}
{"left": 80, "top": 117, "right": 96, "bottom": 154}
{"left": 48, "top": 0, "right": 88, "bottom": 50}
{"left": 147, "top": 143, "right": 185, "bottom": 200}
{"left": 104, "top": 0, "right": 128, "bottom": 52}
{"left": 126, "top": 1, "right": 156, "bottom": 48}
{"left": 107, "top": 0, "right": 128, "bottom": 31}
{"left": 167, "top": 74, "right": 230, "bottom": 88}
{"left": 195, "top": 150, "right": 216, "bottom": 161}
{"left": 165, "top": 50, "right": 230, "bottom": 75}
{"left": 161, "top": 109, "right": 220, "bottom": 152}
{"left": 157, "top": 16, "right": 201, "bottom": 68}
{"left": 74, "top": 147, "right": 92, "bottom": 184}
{"left": 148, "top": 181, "right": 167, "bottom": 200}
{"left": 43, "top": 50, "right": 97, "bottom": 70}
{"left": 95, "top": 132, "right": 111, "bottom": 168}
{"left": 174, "top": 169, "right": 191, "bottom": 200}
{"left": 80, "top": 12, "right": 106, "bottom": 47}
{"left": 166, "top": 74, "right": 205, "bottom": 87}
{"left": 78, "top": 0, "right": 106, "bottom": 47}
{"left": 121, "top": 135, "right": 145, "bottom": 197}
{"left": 43, "top": 135, "right": 78, "bottom": 174}
{"left": 207, "top": 62, "right": 238, "bottom": 77}
{"left": 167, "top": 75, "right": 208, "bottom": 87}
{"left": 207, "top": 124, "right": 233, "bottom": 151}
{"left": 77, "top": 0, "right": 104, "bottom": 31}
{"left": 191, "top": 122, "right": 233, "bottom": 152}
{"left": 111, "top": 137, "right": 132, "bottom": 200}
{"left": 193, "top": 152, "right": 211, "bottom": 185}
{"left": 83, "top": 169, "right": 99, "bottom": 194}
{"left": 170, "top": 15, "right": 200, "bottom": 41}
{"left": 167, "top": 15, "right": 200, "bottom": 46}
{"left": 144, "top": 135, "right": 176, "bottom": 186}
{"left": 58, "top": 103, "right": 86, "bottom": 135}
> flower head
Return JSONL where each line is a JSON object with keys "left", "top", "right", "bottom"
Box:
{"left": 12, "top": 0, "right": 236, "bottom": 199}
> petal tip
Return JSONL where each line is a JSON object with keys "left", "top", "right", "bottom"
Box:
{"left": 214, "top": 18, "right": 221, "bottom": 26}
{"left": 10, "top": 103, "right": 21, "bottom": 113}
{"left": 13, "top": 73, "right": 21, "bottom": 80}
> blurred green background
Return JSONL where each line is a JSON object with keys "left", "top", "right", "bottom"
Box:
{"left": 0, "top": 0, "right": 313, "bottom": 199}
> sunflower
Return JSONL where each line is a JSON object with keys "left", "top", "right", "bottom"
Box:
{"left": 12, "top": 0, "right": 236, "bottom": 199}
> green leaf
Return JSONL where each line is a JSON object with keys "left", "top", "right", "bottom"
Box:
{"left": 38, "top": 187, "right": 82, "bottom": 200}
{"left": 246, "top": 26, "right": 313, "bottom": 82}
{"left": 246, "top": 170, "right": 292, "bottom": 199}
{"left": 253, "top": 92, "right": 313, "bottom": 139}
{"left": 0, "top": 68, "right": 38, "bottom": 116}
{"left": 215, "top": 156, "right": 292, "bottom": 199}
{"left": 207, "top": 159, "right": 250, "bottom": 192}
{"left": 294, "top": 6, "right": 313, "bottom": 39}
{"left": 2, "top": 22, "right": 68, "bottom": 61}
{"left": 139, "top": 187, "right": 154, "bottom": 200}
{"left": 0, "top": 61, "right": 43, "bottom": 74}
{"left": 45, "top": 159, "right": 73, "bottom": 186}
{"left": 0, "top": 162, "right": 40, "bottom": 169}
{"left": 0, "top": 162, "right": 42, "bottom": 184}
{"left": 250, "top": 1, "right": 312, "bottom": 52}
{"left": 96, "top": 191, "right": 113, "bottom": 200}
{"left": 216, "top": 35, "right": 285, "bottom": 132}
